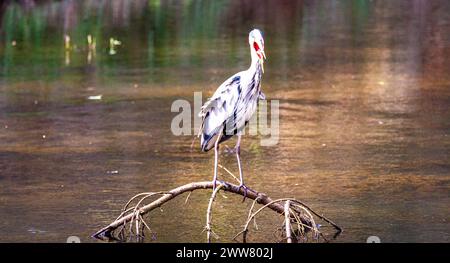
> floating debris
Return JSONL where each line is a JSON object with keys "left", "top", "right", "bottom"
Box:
{"left": 64, "top": 34, "right": 71, "bottom": 50}
{"left": 378, "top": 81, "right": 385, "bottom": 86}
{"left": 109, "top": 37, "right": 122, "bottom": 55}
{"left": 110, "top": 38, "right": 121, "bottom": 46}
{"left": 87, "top": 51, "right": 93, "bottom": 64}
{"left": 28, "top": 228, "right": 47, "bottom": 234}
{"left": 42, "top": 135, "right": 46, "bottom": 139}
{"left": 11, "top": 40, "right": 16, "bottom": 46}
{"left": 65, "top": 51, "right": 70, "bottom": 66}
{"left": 88, "top": 95, "right": 102, "bottom": 100}
{"left": 64, "top": 34, "right": 72, "bottom": 65}
{"left": 87, "top": 34, "right": 96, "bottom": 64}
{"left": 107, "top": 170, "right": 119, "bottom": 174}
{"left": 87, "top": 34, "right": 96, "bottom": 50}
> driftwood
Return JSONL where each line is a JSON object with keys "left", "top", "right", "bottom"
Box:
{"left": 92, "top": 180, "right": 342, "bottom": 243}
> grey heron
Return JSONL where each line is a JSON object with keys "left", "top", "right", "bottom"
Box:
{"left": 198, "top": 29, "right": 266, "bottom": 197}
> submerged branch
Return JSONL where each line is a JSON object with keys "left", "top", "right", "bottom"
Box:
{"left": 92, "top": 181, "right": 341, "bottom": 242}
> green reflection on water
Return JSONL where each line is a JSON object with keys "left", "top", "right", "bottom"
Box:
{"left": 0, "top": 0, "right": 241, "bottom": 83}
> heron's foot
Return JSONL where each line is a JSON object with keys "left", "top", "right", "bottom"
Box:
{"left": 216, "top": 180, "right": 231, "bottom": 188}
{"left": 237, "top": 184, "right": 257, "bottom": 202}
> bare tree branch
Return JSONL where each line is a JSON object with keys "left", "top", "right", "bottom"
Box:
{"left": 92, "top": 181, "right": 341, "bottom": 242}
{"left": 284, "top": 201, "right": 292, "bottom": 243}
{"left": 205, "top": 184, "right": 223, "bottom": 243}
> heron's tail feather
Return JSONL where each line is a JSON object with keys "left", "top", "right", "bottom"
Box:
{"left": 200, "top": 132, "right": 217, "bottom": 152}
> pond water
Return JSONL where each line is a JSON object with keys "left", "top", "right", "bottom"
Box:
{"left": 0, "top": 0, "right": 449, "bottom": 242}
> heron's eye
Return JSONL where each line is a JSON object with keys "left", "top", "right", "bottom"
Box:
{"left": 253, "top": 42, "right": 260, "bottom": 52}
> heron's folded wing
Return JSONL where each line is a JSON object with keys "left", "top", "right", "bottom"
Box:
{"left": 198, "top": 74, "right": 242, "bottom": 137}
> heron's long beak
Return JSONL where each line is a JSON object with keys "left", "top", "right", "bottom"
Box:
{"left": 259, "top": 50, "right": 266, "bottom": 73}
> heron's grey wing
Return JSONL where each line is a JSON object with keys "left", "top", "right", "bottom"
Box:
{"left": 199, "top": 74, "right": 242, "bottom": 151}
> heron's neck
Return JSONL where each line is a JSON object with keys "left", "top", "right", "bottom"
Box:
{"left": 249, "top": 48, "right": 261, "bottom": 72}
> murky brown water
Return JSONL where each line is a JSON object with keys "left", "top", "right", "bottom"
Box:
{"left": 0, "top": 0, "right": 449, "bottom": 242}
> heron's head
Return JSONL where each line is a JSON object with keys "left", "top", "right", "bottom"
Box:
{"left": 249, "top": 29, "right": 266, "bottom": 69}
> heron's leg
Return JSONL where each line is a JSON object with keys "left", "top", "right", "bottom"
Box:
{"left": 236, "top": 135, "right": 244, "bottom": 185}
{"left": 213, "top": 131, "right": 222, "bottom": 191}
{"left": 235, "top": 135, "right": 258, "bottom": 201}
{"left": 235, "top": 134, "right": 249, "bottom": 201}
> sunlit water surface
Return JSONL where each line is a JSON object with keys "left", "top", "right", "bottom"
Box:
{"left": 0, "top": 0, "right": 449, "bottom": 242}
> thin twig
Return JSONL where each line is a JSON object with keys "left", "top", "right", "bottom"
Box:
{"left": 289, "top": 199, "right": 342, "bottom": 233}
{"left": 234, "top": 198, "right": 292, "bottom": 242}
{"left": 122, "top": 192, "right": 161, "bottom": 212}
{"left": 233, "top": 195, "right": 260, "bottom": 242}
{"left": 284, "top": 201, "right": 292, "bottom": 243}
{"left": 206, "top": 184, "right": 224, "bottom": 243}
{"left": 218, "top": 164, "right": 240, "bottom": 184}
{"left": 185, "top": 191, "right": 193, "bottom": 204}
{"left": 291, "top": 203, "right": 319, "bottom": 239}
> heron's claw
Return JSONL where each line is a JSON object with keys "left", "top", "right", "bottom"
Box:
{"left": 213, "top": 180, "right": 231, "bottom": 191}
{"left": 238, "top": 184, "right": 250, "bottom": 202}
{"left": 212, "top": 179, "right": 217, "bottom": 192}
{"left": 217, "top": 180, "right": 231, "bottom": 188}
